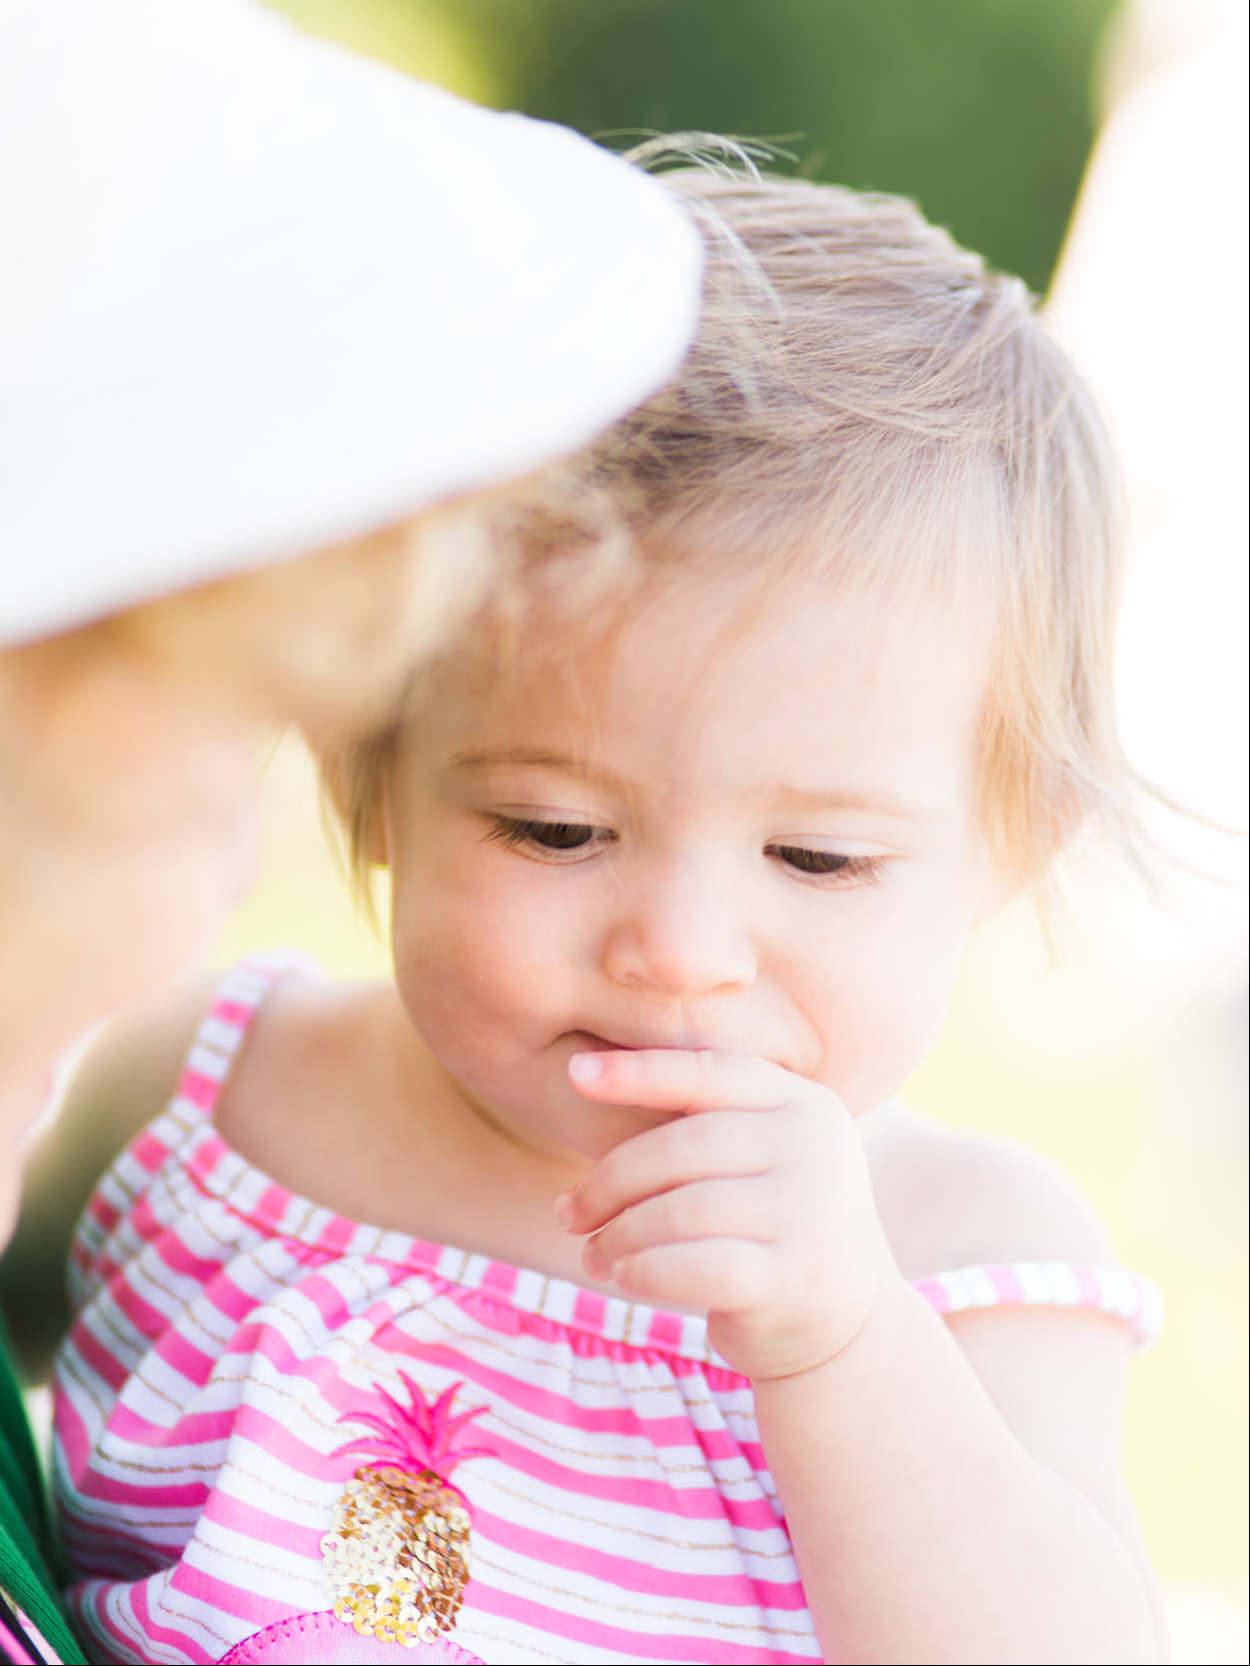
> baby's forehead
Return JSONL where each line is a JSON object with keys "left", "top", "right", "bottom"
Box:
{"left": 495, "top": 557, "right": 986, "bottom": 673}
{"left": 422, "top": 569, "right": 994, "bottom": 775}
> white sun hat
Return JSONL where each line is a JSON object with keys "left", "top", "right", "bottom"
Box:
{"left": 0, "top": 0, "right": 701, "bottom": 647}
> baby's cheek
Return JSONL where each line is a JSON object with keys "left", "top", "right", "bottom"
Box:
{"left": 814, "top": 925, "right": 969, "bottom": 1117}
{"left": 392, "top": 883, "right": 558, "bottom": 1058}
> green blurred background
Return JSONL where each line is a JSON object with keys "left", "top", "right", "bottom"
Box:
{"left": 4, "top": 1, "right": 1245, "bottom": 1657}
{"left": 271, "top": 0, "right": 1118, "bottom": 296}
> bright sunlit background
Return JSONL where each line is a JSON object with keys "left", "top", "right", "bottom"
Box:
{"left": 6, "top": 1, "right": 1246, "bottom": 1659}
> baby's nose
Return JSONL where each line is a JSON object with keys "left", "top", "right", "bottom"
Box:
{"left": 600, "top": 866, "right": 757, "bottom": 996}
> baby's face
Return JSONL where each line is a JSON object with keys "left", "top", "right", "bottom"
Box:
{"left": 384, "top": 571, "right": 1000, "bottom": 1163}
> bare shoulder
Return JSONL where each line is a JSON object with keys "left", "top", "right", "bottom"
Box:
{"left": 862, "top": 1101, "right": 1114, "bottom": 1282}
{"left": 213, "top": 971, "right": 426, "bottom": 1223}
{"left": 213, "top": 969, "right": 387, "bottom": 1172}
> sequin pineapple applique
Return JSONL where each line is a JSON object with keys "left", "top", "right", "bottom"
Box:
{"left": 322, "top": 1373, "right": 495, "bottom": 1648}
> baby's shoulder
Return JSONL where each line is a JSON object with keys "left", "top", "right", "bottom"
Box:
{"left": 862, "top": 1102, "right": 1114, "bottom": 1282}
{"left": 211, "top": 966, "right": 402, "bottom": 1200}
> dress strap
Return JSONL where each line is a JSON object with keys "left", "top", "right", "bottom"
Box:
{"left": 914, "top": 1261, "right": 1163, "bottom": 1349}
{"left": 173, "top": 953, "right": 311, "bottom": 1122}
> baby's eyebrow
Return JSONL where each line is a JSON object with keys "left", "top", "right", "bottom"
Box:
{"left": 450, "top": 749, "right": 939, "bottom": 822}
{"left": 768, "top": 783, "right": 941, "bottom": 822}
{"left": 447, "top": 746, "right": 623, "bottom": 789}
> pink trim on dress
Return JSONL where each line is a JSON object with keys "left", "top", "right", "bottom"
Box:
{"left": 218, "top": 1610, "right": 483, "bottom": 1664}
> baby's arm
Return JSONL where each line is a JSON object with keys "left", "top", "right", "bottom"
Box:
{"left": 749, "top": 1170, "right": 1163, "bottom": 1665}
{"left": 561, "top": 1050, "right": 1163, "bottom": 1665}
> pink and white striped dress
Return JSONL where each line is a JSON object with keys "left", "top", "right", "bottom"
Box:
{"left": 52, "top": 961, "right": 1162, "bottom": 1666}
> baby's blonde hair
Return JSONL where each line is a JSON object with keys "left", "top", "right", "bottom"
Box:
{"left": 333, "top": 162, "right": 1142, "bottom": 892}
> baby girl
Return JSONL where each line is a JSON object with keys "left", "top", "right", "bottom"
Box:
{"left": 52, "top": 170, "right": 1163, "bottom": 1663}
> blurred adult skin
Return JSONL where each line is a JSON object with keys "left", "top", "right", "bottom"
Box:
{"left": 0, "top": 2, "right": 699, "bottom": 1658}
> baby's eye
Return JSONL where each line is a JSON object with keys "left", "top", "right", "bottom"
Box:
{"left": 767, "top": 844, "right": 885, "bottom": 885}
{"left": 486, "top": 816, "right": 615, "bottom": 860}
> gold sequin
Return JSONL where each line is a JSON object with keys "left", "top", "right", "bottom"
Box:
{"left": 323, "top": 1465, "right": 472, "bottom": 1646}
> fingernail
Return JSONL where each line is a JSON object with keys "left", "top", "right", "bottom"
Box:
{"left": 569, "top": 1052, "right": 604, "bottom": 1084}
{"left": 554, "top": 1190, "right": 575, "bottom": 1228}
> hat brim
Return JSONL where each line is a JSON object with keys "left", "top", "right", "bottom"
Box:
{"left": 0, "top": 0, "right": 700, "bottom": 644}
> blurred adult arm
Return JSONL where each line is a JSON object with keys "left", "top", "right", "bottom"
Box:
{"left": 0, "top": 975, "right": 215, "bottom": 1381}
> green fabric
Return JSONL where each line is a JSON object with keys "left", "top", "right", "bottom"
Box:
{"left": 0, "top": 1320, "right": 85, "bottom": 1664}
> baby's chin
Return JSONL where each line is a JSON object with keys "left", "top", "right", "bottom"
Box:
{"left": 460, "top": 1076, "right": 674, "bottom": 1168}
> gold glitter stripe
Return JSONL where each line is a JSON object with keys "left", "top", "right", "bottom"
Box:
{"left": 458, "top": 1623, "right": 570, "bottom": 1664}
{"left": 207, "top": 1368, "right": 338, "bottom": 1436}
{"left": 196, "top": 1367, "right": 341, "bottom": 1438}
{"left": 104, "top": 1251, "right": 210, "bottom": 1330}
{"left": 164, "top": 1102, "right": 201, "bottom": 1136}
{"left": 287, "top": 1195, "right": 315, "bottom": 1240}
{"left": 471, "top": 1549, "right": 816, "bottom": 1639}
{"left": 483, "top": 1403, "right": 708, "bottom": 1473}
{"left": 475, "top": 1472, "right": 794, "bottom": 1559}
{"left": 183, "top": 1205, "right": 248, "bottom": 1256}
{"left": 125, "top": 1361, "right": 186, "bottom": 1416}
{"left": 80, "top": 1593, "right": 151, "bottom": 1659}
{"left": 182, "top": 1307, "right": 236, "bottom": 1355}
{"left": 149, "top": 1590, "right": 237, "bottom": 1654}
{"left": 93, "top": 1303, "right": 148, "bottom": 1372}
{"left": 98, "top": 1277, "right": 231, "bottom": 1365}
{"left": 190, "top": 1541, "right": 323, "bottom": 1592}
{"left": 334, "top": 1256, "right": 380, "bottom": 1303}
{"left": 91, "top": 1453, "right": 225, "bottom": 1479}
{"left": 96, "top": 1164, "right": 143, "bottom": 1220}
{"left": 58, "top": 1345, "right": 111, "bottom": 1428}
{"left": 61, "top": 1487, "right": 199, "bottom": 1533}
{"left": 230, "top": 1458, "right": 334, "bottom": 1512}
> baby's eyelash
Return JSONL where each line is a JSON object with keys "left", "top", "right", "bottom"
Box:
{"left": 485, "top": 820, "right": 885, "bottom": 884}
{"left": 485, "top": 816, "right": 614, "bottom": 857}
{"left": 766, "top": 845, "right": 887, "bottom": 885}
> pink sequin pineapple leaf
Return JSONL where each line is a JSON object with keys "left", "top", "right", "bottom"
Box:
{"left": 334, "top": 1373, "right": 495, "bottom": 1487}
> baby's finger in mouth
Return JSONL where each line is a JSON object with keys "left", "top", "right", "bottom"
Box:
{"left": 568, "top": 1046, "right": 792, "bottom": 1112}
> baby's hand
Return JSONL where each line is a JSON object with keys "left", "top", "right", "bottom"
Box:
{"left": 559, "top": 1049, "right": 895, "bottom": 1381}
